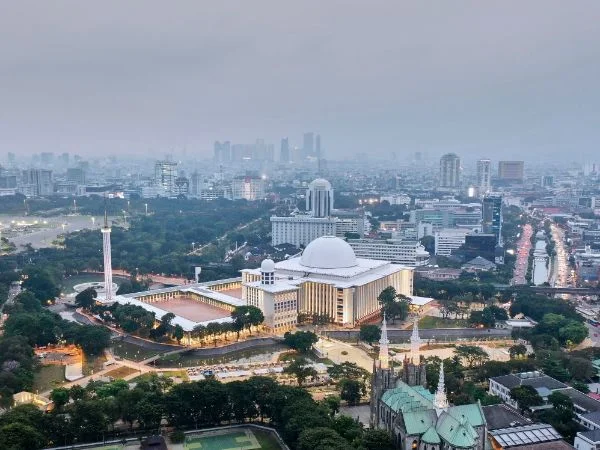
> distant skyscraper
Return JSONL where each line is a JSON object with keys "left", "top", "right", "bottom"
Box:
{"left": 306, "top": 178, "right": 333, "bottom": 218}
{"left": 280, "top": 138, "right": 290, "bottom": 163}
{"left": 482, "top": 194, "right": 503, "bottom": 244}
{"left": 214, "top": 141, "right": 231, "bottom": 163}
{"left": 101, "top": 210, "right": 114, "bottom": 302}
{"left": 498, "top": 161, "right": 524, "bottom": 182}
{"left": 303, "top": 132, "right": 314, "bottom": 159}
{"left": 315, "top": 134, "right": 321, "bottom": 158}
{"left": 439, "top": 153, "right": 461, "bottom": 189}
{"left": 476, "top": 159, "right": 492, "bottom": 196}
{"left": 66, "top": 167, "right": 86, "bottom": 185}
{"left": 154, "top": 160, "right": 177, "bottom": 195}
{"left": 20, "top": 169, "right": 53, "bottom": 196}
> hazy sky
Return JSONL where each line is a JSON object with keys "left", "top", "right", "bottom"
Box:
{"left": 2, "top": 1, "right": 600, "bottom": 160}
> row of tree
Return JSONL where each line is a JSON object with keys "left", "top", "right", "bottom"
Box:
{"left": 0, "top": 374, "right": 393, "bottom": 450}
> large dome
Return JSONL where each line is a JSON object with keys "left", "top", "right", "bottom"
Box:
{"left": 300, "top": 236, "right": 358, "bottom": 269}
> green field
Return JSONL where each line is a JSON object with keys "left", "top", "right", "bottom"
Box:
{"left": 185, "top": 428, "right": 282, "bottom": 450}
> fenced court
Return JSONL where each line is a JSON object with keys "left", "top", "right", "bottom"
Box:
{"left": 185, "top": 428, "right": 261, "bottom": 450}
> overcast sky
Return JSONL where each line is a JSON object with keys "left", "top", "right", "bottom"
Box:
{"left": 1, "top": 1, "right": 600, "bottom": 160}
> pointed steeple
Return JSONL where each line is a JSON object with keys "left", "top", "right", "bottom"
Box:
{"left": 410, "top": 318, "right": 421, "bottom": 362}
{"left": 379, "top": 312, "right": 390, "bottom": 369}
{"left": 434, "top": 361, "right": 449, "bottom": 413}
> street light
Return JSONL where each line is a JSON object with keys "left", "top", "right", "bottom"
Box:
{"left": 144, "top": 203, "right": 148, "bottom": 215}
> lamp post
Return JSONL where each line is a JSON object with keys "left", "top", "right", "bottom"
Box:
{"left": 144, "top": 203, "right": 148, "bottom": 215}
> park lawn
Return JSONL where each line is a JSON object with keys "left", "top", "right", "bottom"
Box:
{"left": 33, "top": 365, "right": 65, "bottom": 392}
{"left": 112, "top": 340, "right": 161, "bottom": 361}
{"left": 418, "top": 316, "right": 468, "bottom": 329}
{"left": 104, "top": 366, "right": 139, "bottom": 379}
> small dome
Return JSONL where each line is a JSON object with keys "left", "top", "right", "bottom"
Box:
{"left": 308, "top": 178, "right": 332, "bottom": 189}
{"left": 300, "top": 236, "right": 358, "bottom": 269}
{"left": 260, "top": 259, "right": 275, "bottom": 272}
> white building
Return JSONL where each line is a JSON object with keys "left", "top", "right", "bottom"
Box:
{"left": 154, "top": 161, "right": 177, "bottom": 196}
{"left": 434, "top": 228, "right": 469, "bottom": 256}
{"left": 243, "top": 236, "right": 413, "bottom": 326}
{"left": 271, "top": 215, "right": 337, "bottom": 247}
{"left": 232, "top": 176, "right": 265, "bottom": 201}
{"left": 575, "top": 430, "right": 600, "bottom": 450}
{"left": 380, "top": 194, "right": 411, "bottom": 206}
{"left": 306, "top": 178, "right": 333, "bottom": 217}
{"left": 348, "top": 239, "right": 430, "bottom": 266}
{"left": 243, "top": 259, "right": 299, "bottom": 331}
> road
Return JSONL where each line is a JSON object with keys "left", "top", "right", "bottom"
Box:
{"left": 188, "top": 216, "right": 265, "bottom": 256}
{"left": 512, "top": 223, "right": 533, "bottom": 285}
{"left": 550, "top": 223, "right": 570, "bottom": 288}
{"left": 325, "top": 327, "right": 511, "bottom": 342}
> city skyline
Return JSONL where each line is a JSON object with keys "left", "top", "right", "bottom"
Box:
{"left": 2, "top": 1, "right": 600, "bottom": 159}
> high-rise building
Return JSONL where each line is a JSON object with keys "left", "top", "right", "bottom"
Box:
{"left": 434, "top": 229, "right": 469, "bottom": 256}
{"left": 280, "top": 138, "right": 290, "bottom": 163}
{"left": 214, "top": 141, "right": 231, "bottom": 163}
{"left": 476, "top": 159, "right": 492, "bottom": 196}
{"left": 231, "top": 176, "right": 265, "bottom": 201}
{"left": 439, "top": 153, "right": 461, "bottom": 189}
{"left": 315, "top": 134, "right": 321, "bottom": 158}
{"left": 20, "top": 169, "right": 53, "bottom": 196}
{"left": 154, "top": 161, "right": 177, "bottom": 195}
{"left": 482, "top": 194, "right": 503, "bottom": 244}
{"left": 498, "top": 161, "right": 524, "bottom": 182}
{"left": 306, "top": 178, "right": 333, "bottom": 218}
{"left": 66, "top": 167, "right": 86, "bottom": 185}
{"left": 303, "top": 132, "right": 314, "bottom": 159}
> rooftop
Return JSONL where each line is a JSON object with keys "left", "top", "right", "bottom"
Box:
{"left": 490, "top": 423, "right": 563, "bottom": 448}
{"left": 482, "top": 404, "right": 531, "bottom": 430}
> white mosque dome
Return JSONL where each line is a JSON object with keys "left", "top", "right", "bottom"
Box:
{"left": 260, "top": 258, "right": 275, "bottom": 272}
{"left": 309, "top": 178, "right": 332, "bottom": 189}
{"left": 300, "top": 236, "right": 358, "bottom": 269}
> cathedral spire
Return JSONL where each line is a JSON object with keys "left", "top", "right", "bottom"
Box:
{"left": 434, "top": 361, "right": 449, "bottom": 413}
{"left": 410, "top": 318, "right": 421, "bottom": 362}
{"left": 379, "top": 312, "right": 390, "bottom": 369}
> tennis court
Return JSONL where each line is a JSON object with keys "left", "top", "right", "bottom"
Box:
{"left": 185, "top": 429, "right": 260, "bottom": 450}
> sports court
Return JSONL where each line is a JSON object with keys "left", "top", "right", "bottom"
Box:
{"left": 151, "top": 296, "right": 231, "bottom": 322}
{"left": 185, "top": 429, "right": 260, "bottom": 450}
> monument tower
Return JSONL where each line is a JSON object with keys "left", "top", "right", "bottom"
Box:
{"left": 101, "top": 209, "right": 114, "bottom": 302}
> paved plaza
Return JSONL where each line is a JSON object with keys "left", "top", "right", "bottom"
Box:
{"left": 153, "top": 296, "right": 231, "bottom": 322}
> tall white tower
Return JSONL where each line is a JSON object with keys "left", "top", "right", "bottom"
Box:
{"left": 306, "top": 178, "right": 333, "bottom": 218}
{"left": 410, "top": 319, "right": 421, "bottom": 362}
{"left": 101, "top": 210, "right": 114, "bottom": 302}
{"left": 379, "top": 313, "right": 390, "bottom": 370}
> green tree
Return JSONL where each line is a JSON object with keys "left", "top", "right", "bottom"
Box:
{"left": 284, "top": 357, "right": 318, "bottom": 386}
{"left": 548, "top": 391, "right": 574, "bottom": 421}
{"left": 510, "top": 385, "right": 543, "bottom": 413}
{"left": 339, "top": 378, "right": 363, "bottom": 405}
{"left": 73, "top": 326, "right": 111, "bottom": 355}
{"left": 231, "top": 305, "right": 265, "bottom": 336}
{"left": 297, "top": 427, "right": 347, "bottom": 450}
{"left": 360, "top": 429, "right": 395, "bottom": 450}
{"left": 0, "top": 422, "right": 46, "bottom": 450}
{"left": 283, "top": 331, "right": 319, "bottom": 353}
{"left": 50, "top": 388, "right": 70, "bottom": 410}
{"left": 75, "top": 287, "right": 97, "bottom": 310}
{"left": 172, "top": 324, "right": 185, "bottom": 344}
{"left": 509, "top": 344, "right": 527, "bottom": 359}
{"left": 571, "top": 381, "right": 590, "bottom": 394}
{"left": 454, "top": 345, "right": 489, "bottom": 368}
{"left": 359, "top": 324, "right": 381, "bottom": 344}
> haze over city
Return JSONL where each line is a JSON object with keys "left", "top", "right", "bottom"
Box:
{"left": 2, "top": 0, "right": 600, "bottom": 160}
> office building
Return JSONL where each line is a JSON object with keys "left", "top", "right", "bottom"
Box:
{"left": 154, "top": 161, "right": 177, "bottom": 196}
{"left": 231, "top": 175, "right": 265, "bottom": 201}
{"left": 483, "top": 194, "right": 503, "bottom": 244}
{"left": 410, "top": 208, "right": 481, "bottom": 231}
{"left": 334, "top": 209, "right": 365, "bottom": 238}
{"left": 439, "top": 153, "right": 461, "bottom": 189}
{"left": 173, "top": 177, "right": 190, "bottom": 197}
{"left": 461, "top": 233, "right": 497, "bottom": 262}
{"left": 315, "top": 134, "right": 321, "bottom": 158}
{"left": 498, "top": 161, "right": 524, "bottom": 182}
{"left": 66, "top": 167, "right": 86, "bottom": 185}
{"left": 303, "top": 132, "right": 314, "bottom": 158}
{"left": 214, "top": 141, "right": 231, "bottom": 163}
{"left": 348, "top": 239, "right": 430, "bottom": 266}
{"left": 541, "top": 175, "right": 554, "bottom": 188}
{"left": 306, "top": 178, "right": 333, "bottom": 218}
{"left": 280, "top": 137, "right": 290, "bottom": 163}
{"left": 434, "top": 229, "right": 469, "bottom": 256}
{"left": 243, "top": 236, "right": 414, "bottom": 325}
{"left": 20, "top": 169, "right": 53, "bottom": 197}
{"left": 271, "top": 215, "right": 337, "bottom": 247}
{"left": 477, "top": 159, "right": 492, "bottom": 196}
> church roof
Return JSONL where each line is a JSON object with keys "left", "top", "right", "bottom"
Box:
{"left": 403, "top": 410, "right": 437, "bottom": 435}
{"left": 436, "top": 411, "right": 479, "bottom": 448}
{"left": 381, "top": 381, "right": 434, "bottom": 414}
{"left": 422, "top": 426, "right": 441, "bottom": 444}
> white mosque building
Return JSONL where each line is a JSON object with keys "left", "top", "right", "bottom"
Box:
{"left": 242, "top": 236, "right": 413, "bottom": 326}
